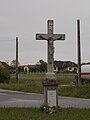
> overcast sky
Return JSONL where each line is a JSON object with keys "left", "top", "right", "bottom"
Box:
{"left": 0, "top": 0, "right": 90, "bottom": 65}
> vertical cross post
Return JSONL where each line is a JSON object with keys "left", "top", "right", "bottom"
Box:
{"left": 47, "top": 20, "right": 54, "bottom": 73}
{"left": 46, "top": 20, "right": 56, "bottom": 80}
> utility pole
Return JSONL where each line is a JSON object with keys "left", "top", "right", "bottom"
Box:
{"left": 77, "top": 19, "right": 81, "bottom": 84}
{"left": 16, "top": 37, "right": 19, "bottom": 83}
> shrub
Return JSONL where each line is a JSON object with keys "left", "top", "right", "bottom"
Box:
{"left": 0, "top": 67, "right": 10, "bottom": 83}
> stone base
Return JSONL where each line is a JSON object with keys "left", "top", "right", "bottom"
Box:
{"left": 42, "top": 72, "right": 59, "bottom": 108}
{"left": 43, "top": 80, "right": 59, "bottom": 108}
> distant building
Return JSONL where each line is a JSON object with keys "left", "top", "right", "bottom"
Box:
{"left": 19, "top": 64, "right": 37, "bottom": 73}
{"left": 0, "top": 61, "right": 12, "bottom": 70}
{"left": 54, "top": 60, "right": 77, "bottom": 72}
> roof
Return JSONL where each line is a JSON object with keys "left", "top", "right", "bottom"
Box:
{"left": 0, "top": 61, "right": 12, "bottom": 69}
{"left": 54, "top": 60, "right": 77, "bottom": 68}
{"left": 20, "top": 64, "right": 36, "bottom": 68}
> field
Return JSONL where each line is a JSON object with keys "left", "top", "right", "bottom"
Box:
{"left": 0, "top": 73, "right": 90, "bottom": 98}
{"left": 0, "top": 73, "right": 90, "bottom": 120}
{"left": 0, "top": 108, "right": 90, "bottom": 120}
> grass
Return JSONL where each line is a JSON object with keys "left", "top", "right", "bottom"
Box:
{"left": 10, "top": 72, "right": 75, "bottom": 85}
{"left": 59, "top": 85, "right": 90, "bottom": 98}
{"left": 0, "top": 108, "right": 90, "bottom": 120}
{"left": 0, "top": 73, "right": 90, "bottom": 119}
{"left": 0, "top": 73, "right": 90, "bottom": 98}
{"left": 57, "top": 72, "right": 75, "bottom": 84}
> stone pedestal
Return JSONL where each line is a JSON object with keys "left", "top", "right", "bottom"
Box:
{"left": 43, "top": 73, "right": 59, "bottom": 108}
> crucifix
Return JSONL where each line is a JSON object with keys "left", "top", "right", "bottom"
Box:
{"left": 36, "top": 20, "right": 65, "bottom": 79}
{"left": 36, "top": 20, "right": 65, "bottom": 108}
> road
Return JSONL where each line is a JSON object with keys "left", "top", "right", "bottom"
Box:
{"left": 0, "top": 89, "right": 90, "bottom": 108}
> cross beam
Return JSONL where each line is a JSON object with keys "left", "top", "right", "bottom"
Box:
{"left": 36, "top": 20, "right": 65, "bottom": 73}
{"left": 36, "top": 34, "right": 65, "bottom": 40}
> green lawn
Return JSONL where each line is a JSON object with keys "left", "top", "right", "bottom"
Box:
{"left": 0, "top": 108, "right": 90, "bottom": 120}
{"left": 11, "top": 72, "right": 75, "bottom": 85}
{"left": 0, "top": 73, "right": 90, "bottom": 98}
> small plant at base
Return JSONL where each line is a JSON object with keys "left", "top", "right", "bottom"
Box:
{"left": 40, "top": 104, "right": 62, "bottom": 114}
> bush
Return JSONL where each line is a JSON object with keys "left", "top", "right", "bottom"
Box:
{"left": 0, "top": 67, "right": 10, "bottom": 83}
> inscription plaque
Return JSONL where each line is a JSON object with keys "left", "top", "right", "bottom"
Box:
{"left": 47, "top": 90, "right": 56, "bottom": 107}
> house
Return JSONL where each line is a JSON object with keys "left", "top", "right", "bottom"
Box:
{"left": 19, "top": 64, "right": 37, "bottom": 73}
{"left": 54, "top": 60, "right": 77, "bottom": 72}
{"left": 19, "top": 65, "right": 29, "bottom": 73}
{"left": 0, "top": 61, "right": 12, "bottom": 70}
